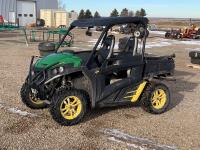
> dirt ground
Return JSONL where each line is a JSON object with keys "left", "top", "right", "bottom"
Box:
{"left": 0, "top": 30, "right": 200, "bottom": 150}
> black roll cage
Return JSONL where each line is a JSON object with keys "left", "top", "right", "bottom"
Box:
{"left": 55, "top": 17, "right": 149, "bottom": 69}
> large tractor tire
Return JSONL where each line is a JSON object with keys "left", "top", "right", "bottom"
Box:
{"left": 141, "top": 82, "right": 171, "bottom": 114}
{"left": 50, "top": 89, "right": 89, "bottom": 126}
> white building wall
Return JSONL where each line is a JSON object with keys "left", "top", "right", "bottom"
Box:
{"left": 0, "top": 0, "right": 58, "bottom": 22}
{"left": 0, "top": 0, "right": 16, "bottom": 21}
{"left": 36, "top": 0, "right": 58, "bottom": 18}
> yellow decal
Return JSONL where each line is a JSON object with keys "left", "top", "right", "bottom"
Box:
{"left": 124, "top": 81, "right": 147, "bottom": 102}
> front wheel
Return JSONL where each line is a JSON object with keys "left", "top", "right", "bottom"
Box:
{"left": 50, "top": 89, "right": 88, "bottom": 126}
{"left": 141, "top": 82, "right": 170, "bottom": 114}
{"left": 20, "top": 83, "right": 48, "bottom": 109}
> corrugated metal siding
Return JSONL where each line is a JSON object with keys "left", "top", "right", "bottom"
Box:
{"left": 36, "top": 0, "right": 58, "bottom": 18}
{"left": 0, "top": 0, "right": 58, "bottom": 21}
{"left": 0, "top": 0, "right": 16, "bottom": 21}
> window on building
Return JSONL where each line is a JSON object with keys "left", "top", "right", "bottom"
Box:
{"left": 18, "top": 14, "right": 22, "bottom": 17}
{"left": 29, "top": 14, "right": 33, "bottom": 17}
{"left": 24, "top": 14, "right": 27, "bottom": 17}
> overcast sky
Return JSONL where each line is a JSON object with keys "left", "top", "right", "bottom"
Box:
{"left": 62, "top": 0, "right": 200, "bottom": 18}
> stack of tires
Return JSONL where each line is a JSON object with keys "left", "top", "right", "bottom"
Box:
{"left": 189, "top": 51, "right": 200, "bottom": 65}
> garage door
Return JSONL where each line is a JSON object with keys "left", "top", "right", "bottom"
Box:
{"left": 17, "top": 1, "right": 36, "bottom": 26}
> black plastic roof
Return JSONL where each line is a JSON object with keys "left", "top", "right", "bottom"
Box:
{"left": 71, "top": 17, "right": 149, "bottom": 27}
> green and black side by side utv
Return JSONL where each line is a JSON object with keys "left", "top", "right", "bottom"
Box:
{"left": 21, "top": 17, "right": 175, "bottom": 126}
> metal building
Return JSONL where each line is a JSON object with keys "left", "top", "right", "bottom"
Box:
{"left": 0, "top": 0, "right": 58, "bottom": 26}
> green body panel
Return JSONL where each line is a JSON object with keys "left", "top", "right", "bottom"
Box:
{"left": 34, "top": 52, "right": 82, "bottom": 70}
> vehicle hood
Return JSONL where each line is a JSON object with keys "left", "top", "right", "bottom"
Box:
{"left": 34, "top": 52, "right": 82, "bottom": 70}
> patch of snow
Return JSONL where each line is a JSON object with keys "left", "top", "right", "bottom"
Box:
{"left": 108, "top": 136, "right": 144, "bottom": 150}
{"left": 186, "top": 48, "right": 200, "bottom": 51}
{"left": 146, "top": 41, "right": 172, "bottom": 49}
{"left": 87, "top": 44, "right": 95, "bottom": 47}
{"left": 7, "top": 108, "right": 37, "bottom": 117}
{"left": 88, "top": 39, "right": 98, "bottom": 43}
{"left": 101, "top": 128, "right": 177, "bottom": 150}
{"left": 110, "top": 31, "right": 119, "bottom": 34}
{"left": 177, "top": 40, "right": 200, "bottom": 45}
{"left": 108, "top": 137, "right": 123, "bottom": 144}
{"left": 70, "top": 47, "right": 88, "bottom": 51}
{"left": 0, "top": 102, "right": 37, "bottom": 117}
{"left": 0, "top": 103, "right": 3, "bottom": 108}
{"left": 146, "top": 38, "right": 200, "bottom": 49}
{"left": 149, "top": 31, "right": 166, "bottom": 35}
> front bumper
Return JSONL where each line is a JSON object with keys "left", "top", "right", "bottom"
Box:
{"left": 27, "top": 56, "right": 47, "bottom": 87}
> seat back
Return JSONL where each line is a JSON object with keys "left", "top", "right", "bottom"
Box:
{"left": 118, "top": 37, "right": 135, "bottom": 53}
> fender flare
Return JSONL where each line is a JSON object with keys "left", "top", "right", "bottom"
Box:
{"left": 44, "top": 67, "right": 94, "bottom": 108}
{"left": 44, "top": 68, "right": 83, "bottom": 84}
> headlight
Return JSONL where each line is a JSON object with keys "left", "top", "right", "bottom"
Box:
{"left": 31, "top": 71, "right": 35, "bottom": 76}
{"left": 58, "top": 66, "right": 64, "bottom": 73}
{"left": 52, "top": 69, "right": 58, "bottom": 75}
{"left": 51, "top": 66, "right": 64, "bottom": 75}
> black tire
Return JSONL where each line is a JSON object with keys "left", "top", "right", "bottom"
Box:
{"left": 36, "top": 19, "right": 45, "bottom": 27}
{"left": 191, "top": 58, "right": 200, "bottom": 65}
{"left": 20, "top": 83, "right": 48, "bottom": 109}
{"left": 38, "top": 42, "right": 56, "bottom": 56}
{"left": 141, "top": 82, "right": 170, "bottom": 114}
{"left": 38, "top": 42, "right": 56, "bottom": 51}
{"left": 50, "top": 89, "right": 88, "bottom": 126}
{"left": 165, "top": 32, "right": 170, "bottom": 38}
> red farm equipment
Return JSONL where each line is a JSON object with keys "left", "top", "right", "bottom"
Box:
{"left": 165, "top": 25, "right": 200, "bottom": 39}
{"left": 0, "top": 15, "right": 4, "bottom": 25}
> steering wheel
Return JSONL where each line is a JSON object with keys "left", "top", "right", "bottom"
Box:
{"left": 95, "top": 35, "right": 115, "bottom": 66}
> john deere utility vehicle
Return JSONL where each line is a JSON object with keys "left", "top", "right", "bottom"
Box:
{"left": 21, "top": 17, "right": 175, "bottom": 126}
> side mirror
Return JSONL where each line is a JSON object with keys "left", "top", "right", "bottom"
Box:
{"left": 86, "top": 27, "right": 93, "bottom": 36}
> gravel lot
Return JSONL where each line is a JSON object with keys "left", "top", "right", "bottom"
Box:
{"left": 0, "top": 30, "right": 200, "bottom": 150}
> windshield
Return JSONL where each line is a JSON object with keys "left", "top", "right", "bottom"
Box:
{"left": 57, "top": 24, "right": 145, "bottom": 56}
{"left": 57, "top": 27, "right": 101, "bottom": 52}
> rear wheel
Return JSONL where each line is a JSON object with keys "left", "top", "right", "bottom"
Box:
{"left": 20, "top": 83, "right": 48, "bottom": 109}
{"left": 50, "top": 89, "right": 88, "bottom": 126}
{"left": 141, "top": 82, "right": 170, "bottom": 114}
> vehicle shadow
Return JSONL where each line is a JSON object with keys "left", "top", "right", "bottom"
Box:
{"left": 83, "top": 104, "right": 140, "bottom": 124}
{"left": 83, "top": 69, "right": 199, "bottom": 123}
{"left": 167, "top": 69, "right": 199, "bottom": 110}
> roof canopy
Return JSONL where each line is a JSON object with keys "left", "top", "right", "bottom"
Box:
{"left": 71, "top": 17, "right": 149, "bottom": 27}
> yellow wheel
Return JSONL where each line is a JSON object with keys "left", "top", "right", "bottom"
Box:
{"left": 60, "top": 96, "right": 82, "bottom": 120}
{"left": 21, "top": 83, "right": 48, "bottom": 109}
{"left": 151, "top": 89, "right": 167, "bottom": 110}
{"left": 141, "top": 83, "right": 170, "bottom": 114}
{"left": 50, "top": 89, "right": 88, "bottom": 126}
{"left": 29, "top": 89, "right": 44, "bottom": 105}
